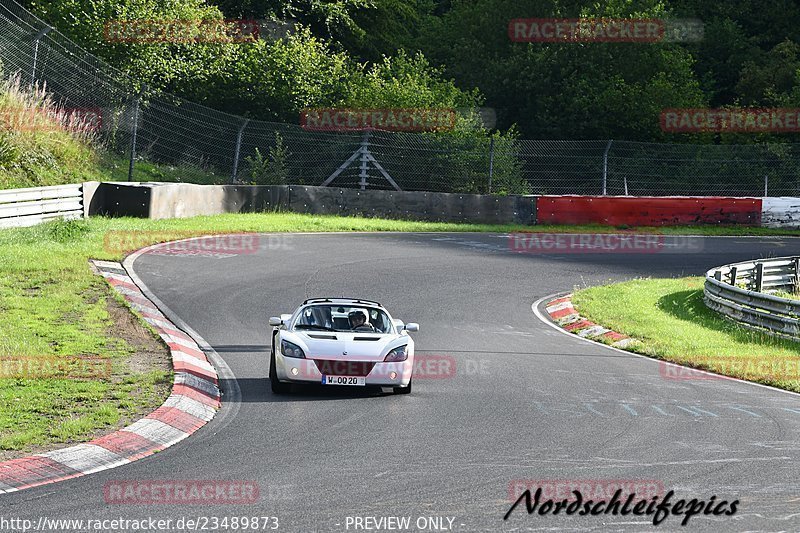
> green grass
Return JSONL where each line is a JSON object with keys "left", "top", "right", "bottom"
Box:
{"left": 572, "top": 277, "right": 800, "bottom": 392}
{"left": 0, "top": 74, "right": 223, "bottom": 189}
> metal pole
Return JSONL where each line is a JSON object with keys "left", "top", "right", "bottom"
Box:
{"left": 231, "top": 119, "right": 250, "bottom": 184}
{"left": 359, "top": 130, "right": 371, "bottom": 190}
{"left": 127, "top": 88, "right": 144, "bottom": 182}
{"left": 764, "top": 174, "right": 768, "bottom": 197}
{"left": 602, "top": 139, "right": 612, "bottom": 195}
{"left": 30, "top": 26, "right": 52, "bottom": 87}
{"left": 488, "top": 136, "right": 495, "bottom": 194}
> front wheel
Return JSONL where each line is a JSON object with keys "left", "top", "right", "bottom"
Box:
{"left": 270, "top": 350, "right": 290, "bottom": 394}
{"left": 393, "top": 380, "right": 412, "bottom": 395}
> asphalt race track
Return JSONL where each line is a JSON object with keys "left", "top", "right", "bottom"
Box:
{"left": 4, "top": 232, "right": 800, "bottom": 532}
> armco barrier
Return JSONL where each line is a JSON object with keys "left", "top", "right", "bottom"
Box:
{"left": 704, "top": 257, "right": 800, "bottom": 340}
{"left": 0, "top": 184, "right": 83, "bottom": 228}
{"left": 536, "top": 196, "right": 762, "bottom": 226}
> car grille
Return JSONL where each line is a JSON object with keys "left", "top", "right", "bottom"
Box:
{"left": 314, "top": 360, "right": 376, "bottom": 377}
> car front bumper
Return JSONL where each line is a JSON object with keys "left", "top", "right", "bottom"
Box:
{"left": 275, "top": 354, "right": 413, "bottom": 387}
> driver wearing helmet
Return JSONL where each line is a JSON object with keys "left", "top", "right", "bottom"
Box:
{"left": 348, "top": 310, "right": 376, "bottom": 332}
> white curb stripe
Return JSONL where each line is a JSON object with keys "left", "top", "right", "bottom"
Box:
{"left": 164, "top": 395, "right": 216, "bottom": 422}
{"left": 576, "top": 325, "right": 610, "bottom": 338}
{"left": 174, "top": 373, "right": 220, "bottom": 398}
{"left": 123, "top": 419, "right": 189, "bottom": 448}
{"left": 165, "top": 334, "right": 204, "bottom": 352}
{"left": 545, "top": 301, "right": 574, "bottom": 313}
{"left": 172, "top": 351, "right": 215, "bottom": 372}
{"left": 39, "top": 444, "right": 128, "bottom": 475}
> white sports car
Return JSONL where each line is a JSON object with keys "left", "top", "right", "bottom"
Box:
{"left": 269, "top": 298, "right": 419, "bottom": 395}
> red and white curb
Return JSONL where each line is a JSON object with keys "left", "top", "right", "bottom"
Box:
{"left": 0, "top": 260, "right": 221, "bottom": 494}
{"left": 545, "top": 294, "right": 637, "bottom": 349}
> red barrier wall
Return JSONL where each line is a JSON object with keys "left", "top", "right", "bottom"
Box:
{"left": 536, "top": 196, "right": 763, "bottom": 226}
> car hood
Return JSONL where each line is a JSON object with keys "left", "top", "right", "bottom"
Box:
{"left": 283, "top": 331, "right": 408, "bottom": 360}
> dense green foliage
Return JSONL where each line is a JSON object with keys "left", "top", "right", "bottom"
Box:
{"left": 22, "top": 0, "right": 800, "bottom": 141}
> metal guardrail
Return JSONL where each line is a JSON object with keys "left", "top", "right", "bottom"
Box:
{"left": 0, "top": 184, "right": 83, "bottom": 228}
{"left": 704, "top": 256, "right": 800, "bottom": 340}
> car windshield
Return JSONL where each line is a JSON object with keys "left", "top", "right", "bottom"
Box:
{"left": 294, "top": 304, "right": 393, "bottom": 333}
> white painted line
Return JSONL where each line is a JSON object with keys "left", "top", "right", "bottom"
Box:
{"left": 531, "top": 293, "right": 800, "bottom": 399}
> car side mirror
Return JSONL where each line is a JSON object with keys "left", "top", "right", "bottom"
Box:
{"left": 269, "top": 316, "right": 283, "bottom": 327}
{"left": 405, "top": 323, "right": 419, "bottom": 332}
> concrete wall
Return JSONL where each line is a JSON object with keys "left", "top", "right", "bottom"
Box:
{"left": 762, "top": 198, "right": 800, "bottom": 228}
{"left": 87, "top": 183, "right": 536, "bottom": 225}
{"left": 536, "top": 196, "right": 763, "bottom": 226}
{"left": 84, "top": 182, "right": 800, "bottom": 228}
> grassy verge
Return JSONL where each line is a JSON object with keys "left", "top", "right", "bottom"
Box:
{"left": 571, "top": 277, "right": 800, "bottom": 392}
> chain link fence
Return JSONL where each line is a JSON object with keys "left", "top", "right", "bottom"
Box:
{"left": 3, "top": 0, "right": 800, "bottom": 196}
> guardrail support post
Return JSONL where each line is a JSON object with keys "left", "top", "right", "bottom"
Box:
{"left": 231, "top": 118, "right": 250, "bottom": 184}
{"left": 488, "top": 136, "right": 495, "bottom": 194}
{"left": 729, "top": 266, "right": 738, "bottom": 286}
{"left": 794, "top": 257, "right": 800, "bottom": 292}
{"left": 755, "top": 263, "right": 764, "bottom": 292}
{"left": 714, "top": 270, "right": 722, "bottom": 282}
{"left": 602, "top": 140, "right": 612, "bottom": 195}
{"left": 127, "top": 86, "right": 145, "bottom": 182}
{"left": 30, "top": 26, "right": 52, "bottom": 87}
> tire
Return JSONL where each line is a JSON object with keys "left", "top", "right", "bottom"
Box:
{"left": 270, "top": 349, "right": 290, "bottom": 394}
{"left": 393, "top": 380, "right": 412, "bottom": 395}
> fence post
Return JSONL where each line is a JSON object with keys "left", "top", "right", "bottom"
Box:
{"left": 231, "top": 118, "right": 250, "bottom": 184}
{"left": 30, "top": 26, "right": 52, "bottom": 87}
{"left": 359, "top": 130, "right": 371, "bottom": 190}
{"left": 602, "top": 139, "right": 612, "bottom": 195}
{"left": 488, "top": 136, "right": 495, "bottom": 194}
{"left": 127, "top": 87, "right": 145, "bottom": 182}
{"left": 764, "top": 175, "right": 768, "bottom": 197}
{"left": 755, "top": 262, "right": 764, "bottom": 292}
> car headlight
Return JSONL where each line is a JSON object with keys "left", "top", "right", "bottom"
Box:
{"left": 281, "top": 340, "right": 305, "bottom": 359}
{"left": 384, "top": 345, "right": 408, "bottom": 362}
